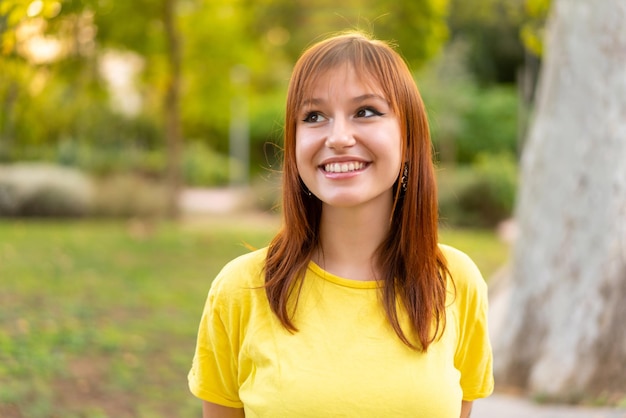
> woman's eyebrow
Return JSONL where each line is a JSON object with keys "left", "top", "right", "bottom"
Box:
{"left": 300, "top": 98, "right": 324, "bottom": 108}
{"left": 351, "top": 94, "right": 388, "bottom": 104}
{"left": 301, "top": 94, "right": 388, "bottom": 108}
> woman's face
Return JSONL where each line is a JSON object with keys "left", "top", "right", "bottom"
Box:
{"left": 295, "top": 64, "right": 403, "bottom": 210}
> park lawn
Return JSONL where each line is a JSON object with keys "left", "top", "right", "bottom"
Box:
{"left": 0, "top": 217, "right": 508, "bottom": 418}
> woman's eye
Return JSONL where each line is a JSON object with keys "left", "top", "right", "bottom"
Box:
{"left": 302, "top": 112, "right": 326, "bottom": 123}
{"left": 356, "top": 107, "right": 383, "bottom": 118}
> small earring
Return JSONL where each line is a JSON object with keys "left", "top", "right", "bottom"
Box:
{"left": 301, "top": 182, "right": 312, "bottom": 197}
{"left": 401, "top": 163, "right": 409, "bottom": 191}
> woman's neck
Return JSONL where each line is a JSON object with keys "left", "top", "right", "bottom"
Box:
{"left": 313, "top": 198, "right": 393, "bottom": 282}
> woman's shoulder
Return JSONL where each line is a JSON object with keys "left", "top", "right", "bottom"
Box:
{"left": 210, "top": 247, "right": 268, "bottom": 295}
{"left": 438, "top": 243, "right": 486, "bottom": 292}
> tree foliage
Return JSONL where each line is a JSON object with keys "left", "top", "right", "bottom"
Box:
{"left": 1, "top": 0, "right": 540, "bottom": 182}
{"left": 242, "top": 0, "right": 449, "bottom": 69}
{"left": 520, "top": 0, "right": 551, "bottom": 56}
{"left": 447, "top": 0, "right": 527, "bottom": 84}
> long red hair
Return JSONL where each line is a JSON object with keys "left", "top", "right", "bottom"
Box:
{"left": 265, "top": 32, "right": 449, "bottom": 351}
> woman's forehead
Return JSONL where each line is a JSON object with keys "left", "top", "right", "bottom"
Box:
{"left": 299, "top": 64, "right": 388, "bottom": 103}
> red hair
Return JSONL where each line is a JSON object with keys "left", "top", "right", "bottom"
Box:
{"left": 265, "top": 32, "right": 449, "bottom": 351}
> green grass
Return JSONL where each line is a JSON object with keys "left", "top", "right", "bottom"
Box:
{"left": 0, "top": 217, "right": 507, "bottom": 417}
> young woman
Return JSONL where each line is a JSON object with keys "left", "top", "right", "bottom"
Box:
{"left": 189, "top": 32, "right": 493, "bottom": 418}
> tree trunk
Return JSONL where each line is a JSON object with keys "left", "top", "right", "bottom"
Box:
{"left": 163, "top": 0, "right": 182, "bottom": 219}
{"left": 493, "top": 0, "right": 626, "bottom": 403}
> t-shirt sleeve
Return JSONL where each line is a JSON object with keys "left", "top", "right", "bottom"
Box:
{"left": 449, "top": 249, "right": 495, "bottom": 401}
{"left": 188, "top": 281, "right": 243, "bottom": 408}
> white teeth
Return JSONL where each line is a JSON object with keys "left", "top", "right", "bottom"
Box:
{"left": 324, "top": 162, "right": 365, "bottom": 173}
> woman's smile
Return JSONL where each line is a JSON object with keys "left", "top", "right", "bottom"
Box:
{"left": 322, "top": 161, "right": 367, "bottom": 174}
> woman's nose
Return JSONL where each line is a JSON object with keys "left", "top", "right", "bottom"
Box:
{"left": 325, "top": 119, "right": 356, "bottom": 149}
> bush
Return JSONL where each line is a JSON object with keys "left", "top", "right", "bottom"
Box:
{"left": 248, "top": 91, "right": 285, "bottom": 175}
{"left": 182, "top": 141, "right": 238, "bottom": 187}
{"left": 90, "top": 173, "right": 169, "bottom": 218}
{"left": 437, "top": 153, "right": 518, "bottom": 228}
{"left": 0, "top": 164, "right": 170, "bottom": 219}
{"left": 8, "top": 139, "right": 241, "bottom": 188}
{"left": 0, "top": 163, "right": 93, "bottom": 217}
{"left": 417, "top": 41, "right": 520, "bottom": 165}
{"left": 437, "top": 164, "right": 478, "bottom": 226}
{"left": 455, "top": 86, "right": 519, "bottom": 164}
{"left": 56, "top": 141, "right": 168, "bottom": 178}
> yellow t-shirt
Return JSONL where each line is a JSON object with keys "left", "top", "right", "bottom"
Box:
{"left": 188, "top": 244, "right": 493, "bottom": 417}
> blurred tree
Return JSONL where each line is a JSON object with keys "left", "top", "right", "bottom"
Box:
{"left": 180, "top": 0, "right": 261, "bottom": 152}
{"left": 517, "top": 0, "right": 551, "bottom": 150}
{"left": 372, "top": 0, "right": 449, "bottom": 70}
{"left": 445, "top": 0, "right": 555, "bottom": 159}
{"left": 0, "top": 0, "right": 163, "bottom": 155}
{"left": 2, "top": 0, "right": 453, "bottom": 184}
{"left": 242, "top": 0, "right": 450, "bottom": 70}
{"left": 85, "top": 0, "right": 183, "bottom": 217}
{"left": 520, "top": 0, "right": 551, "bottom": 56}
{"left": 447, "top": 0, "right": 526, "bottom": 85}
{"left": 493, "top": 0, "right": 626, "bottom": 403}
{"left": 1, "top": 0, "right": 185, "bottom": 216}
{"left": 0, "top": 0, "right": 67, "bottom": 158}
{"left": 163, "top": 0, "right": 183, "bottom": 217}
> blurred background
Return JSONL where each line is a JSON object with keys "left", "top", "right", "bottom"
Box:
{"left": 0, "top": 0, "right": 549, "bottom": 224}
{"left": 0, "top": 0, "right": 548, "bottom": 416}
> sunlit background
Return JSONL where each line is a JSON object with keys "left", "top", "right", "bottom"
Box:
{"left": 0, "top": 0, "right": 550, "bottom": 416}
{"left": 0, "top": 0, "right": 545, "bottom": 222}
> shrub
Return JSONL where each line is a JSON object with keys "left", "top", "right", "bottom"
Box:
{"left": 437, "top": 153, "right": 518, "bottom": 228}
{"left": 417, "top": 41, "right": 520, "bottom": 165}
{"left": 455, "top": 86, "right": 519, "bottom": 164}
{"left": 0, "top": 164, "right": 171, "bottom": 219}
{"left": 182, "top": 141, "right": 237, "bottom": 187}
{"left": 0, "top": 163, "right": 93, "bottom": 217}
{"left": 56, "top": 141, "right": 167, "bottom": 178}
{"left": 248, "top": 91, "right": 285, "bottom": 176}
{"left": 90, "top": 173, "right": 168, "bottom": 218}
{"left": 437, "top": 164, "right": 479, "bottom": 227}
